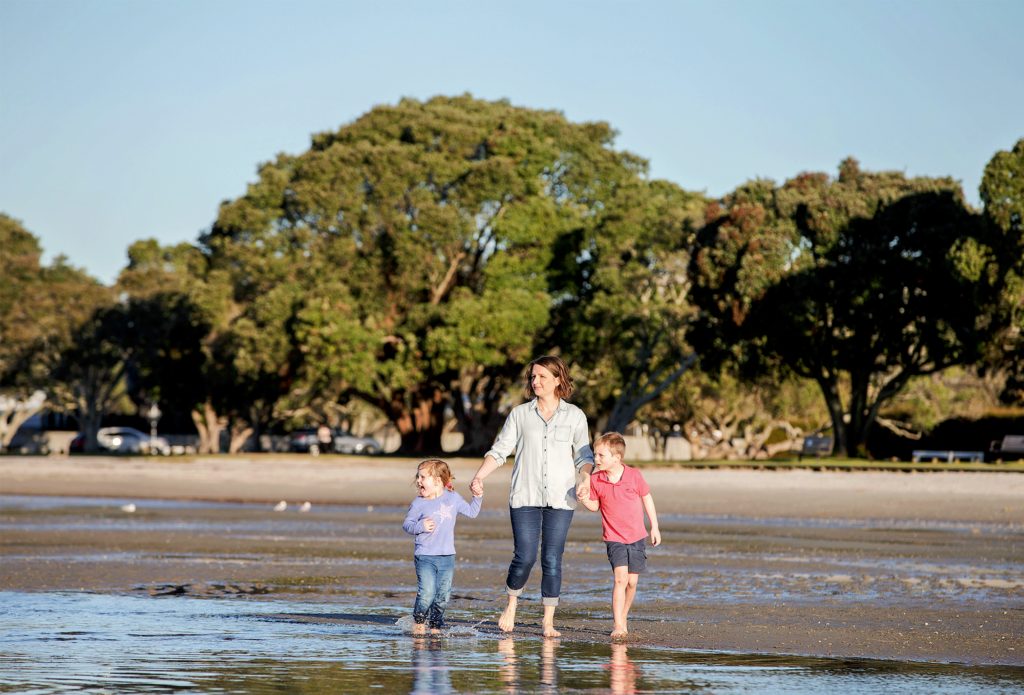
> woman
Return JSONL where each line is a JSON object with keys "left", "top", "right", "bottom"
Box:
{"left": 470, "top": 355, "right": 594, "bottom": 637}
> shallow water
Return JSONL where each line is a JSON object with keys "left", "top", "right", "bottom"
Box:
{"left": 1, "top": 592, "right": 1022, "bottom": 694}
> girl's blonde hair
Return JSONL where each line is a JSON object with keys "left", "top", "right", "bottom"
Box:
{"left": 417, "top": 458, "right": 454, "bottom": 491}
{"left": 524, "top": 355, "right": 575, "bottom": 401}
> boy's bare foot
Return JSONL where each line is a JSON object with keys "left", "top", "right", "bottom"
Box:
{"left": 498, "top": 597, "right": 518, "bottom": 632}
{"left": 412, "top": 623, "right": 426, "bottom": 636}
{"left": 542, "top": 623, "right": 561, "bottom": 638}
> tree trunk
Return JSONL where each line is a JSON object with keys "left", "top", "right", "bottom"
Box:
{"left": 605, "top": 354, "right": 696, "bottom": 434}
{"left": 817, "top": 378, "right": 847, "bottom": 457}
{"left": 450, "top": 372, "right": 509, "bottom": 455}
{"left": 228, "top": 422, "right": 254, "bottom": 454}
{"left": 191, "top": 400, "right": 226, "bottom": 454}
{"left": 390, "top": 387, "right": 448, "bottom": 455}
{"left": 0, "top": 391, "right": 47, "bottom": 451}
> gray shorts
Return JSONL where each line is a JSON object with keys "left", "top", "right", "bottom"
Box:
{"left": 605, "top": 539, "right": 647, "bottom": 574}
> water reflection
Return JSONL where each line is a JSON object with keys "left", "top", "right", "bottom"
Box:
{"left": 607, "top": 643, "right": 637, "bottom": 694}
{"left": 1, "top": 592, "right": 1022, "bottom": 694}
{"left": 496, "top": 637, "right": 560, "bottom": 692}
{"left": 411, "top": 638, "right": 452, "bottom": 694}
{"left": 497, "top": 638, "right": 518, "bottom": 693}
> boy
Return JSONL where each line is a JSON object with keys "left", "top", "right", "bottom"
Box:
{"left": 577, "top": 431, "right": 661, "bottom": 639}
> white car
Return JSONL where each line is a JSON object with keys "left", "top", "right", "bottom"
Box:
{"left": 96, "top": 427, "right": 171, "bottom": 455}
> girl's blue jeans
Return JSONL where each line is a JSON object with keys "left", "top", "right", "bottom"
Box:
{"left": 413, "top": 554, "right": 455, "bottom": 629}
{"left": 506, "top": 506, "right": 574, "bottom": 606}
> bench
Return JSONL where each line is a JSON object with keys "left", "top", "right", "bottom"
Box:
{"left": 798, "top": 435, "right": 833, "bottom": 460}
{"left": 911, "top": 449, "right": 985, "bottom": 463}
{"left": 988, "top": 434, "right": 1024, "bottom": 461}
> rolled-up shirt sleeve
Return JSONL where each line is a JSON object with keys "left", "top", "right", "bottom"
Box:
{"left": 572, "top": 412, "right": 594, "bottom": 472}
{"left": 485, "top": 409, "right": 520, "bottom": 465}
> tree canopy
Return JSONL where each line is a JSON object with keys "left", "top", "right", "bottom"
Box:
{"left": 688, "top": 159, "right": 1014, "bottom": 456}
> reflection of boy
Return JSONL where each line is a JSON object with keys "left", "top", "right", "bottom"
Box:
{"left": 577, "top": 432, "right": 661, "bottom": 639}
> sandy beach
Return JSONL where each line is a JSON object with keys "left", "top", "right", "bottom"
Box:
{"left": 1, "top": 455, "right": 1022, "bottom": 666}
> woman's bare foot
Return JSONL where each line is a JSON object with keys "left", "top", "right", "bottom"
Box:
{"left": 412, "top": 623, "right": 426, "bottom": 636}
{"left": 430, "top": 627, "right": 442, "bottom": 636}
{"left": 542, "top": 623, "right": 561, "bottom": 638}
{"left": 498, "top": 597, "right": 518, "bottom": 632}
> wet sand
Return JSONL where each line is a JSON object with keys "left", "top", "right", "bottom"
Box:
{"left": 1, "top": 455, "right": 1022, "bottom": 666}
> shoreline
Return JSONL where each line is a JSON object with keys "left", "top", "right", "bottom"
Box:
{"left": 2, "top": 456, "right": 1022, "bottom": 666}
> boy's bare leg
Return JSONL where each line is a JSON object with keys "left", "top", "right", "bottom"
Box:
{"left": 623, "top": 573, "right": 639, "bottom": 623}
{"left": 611, "top": 566, "right": 630, "bottom": 638}
{"left": 541, "top": 604, "right": 561, "bottom": 638}
{"left": 498, "top": 594, "right": 518, "bottom": 632}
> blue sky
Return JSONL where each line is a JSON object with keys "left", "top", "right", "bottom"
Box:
{"left": 2, "top": 0, "right": 1022, "bottom": 285}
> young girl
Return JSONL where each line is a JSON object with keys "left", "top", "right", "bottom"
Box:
{"left": 403, "top": 459, "right": 483, "bottom": 635}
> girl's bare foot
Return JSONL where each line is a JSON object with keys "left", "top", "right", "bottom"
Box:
{"left": 611, "top": 624, "right": 628, "bottom": 640}
{"left": 542, "top": 623, "right": 561, "bottom": 638}
{"left": 498, "top": 597, "right": 518, "bottom": 632}
{"left": 412, "top": 623, "right": 426, "bottom": 636}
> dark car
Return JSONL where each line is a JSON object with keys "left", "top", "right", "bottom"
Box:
{"left": 288, "top": 427, "right": 381, "bottom": 455}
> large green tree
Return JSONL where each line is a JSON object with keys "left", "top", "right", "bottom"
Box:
{"left": 0, "top": 214, "right": 112, "bottom": 449}
{"left": 689, "top": 159, "right": 1011, "bottom": 457}
{"left": 979, "top": 138, "right": 1024, "bottom": 406}
{"left": 203, "top": 95, "right": 644, "bottom": 453}
{"left": 557, "top": 178, "right": 706, "bottom": 433}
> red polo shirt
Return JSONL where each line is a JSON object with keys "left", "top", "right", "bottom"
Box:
{"left": 588, "top": 465, "right": 650, "bottom": 543}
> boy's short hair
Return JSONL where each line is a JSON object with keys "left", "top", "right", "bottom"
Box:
{"left": 594, "top": 431, "right": 626, "bottom": 459}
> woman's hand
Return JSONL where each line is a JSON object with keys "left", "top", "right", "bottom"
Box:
{"left": 470, "top": 477, "right": 484, "bottom": 497}
{"left": 575, "top": 476, "right": 590, "bottom": 501}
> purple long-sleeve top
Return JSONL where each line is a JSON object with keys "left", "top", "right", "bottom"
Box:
{"left": 402, "top": 490, "right": 482, "bottom": 556}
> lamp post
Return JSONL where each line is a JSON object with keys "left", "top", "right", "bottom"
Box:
{"left": 146, "top": 402, "right": 162, "bottom": 454}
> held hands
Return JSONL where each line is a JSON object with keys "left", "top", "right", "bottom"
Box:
{"left": 576, "top": 477, "right": 590, "bottom": 501}
{"left": 470, "top": 477, "right": 484, "bottom": 497}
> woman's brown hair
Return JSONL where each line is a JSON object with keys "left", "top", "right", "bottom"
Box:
{"left": 523, "top": 355, "right": 575, "bottom": 401}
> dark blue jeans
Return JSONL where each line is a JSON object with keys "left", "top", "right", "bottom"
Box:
{"left": 506, "top": 506, "right": 574, "bottom": 606}
{"left": 414, "top": 554, "right": 455, "bottom": 629}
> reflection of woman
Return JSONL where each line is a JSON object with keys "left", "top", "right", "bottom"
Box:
{"left": 471, "top": 355, "right": 594, "bottom": 638}
{"left": 497, "top": 638, "right": 560, "bottom": 693}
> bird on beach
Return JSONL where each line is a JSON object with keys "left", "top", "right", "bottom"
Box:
{"left": 299, "top": 501, "right": 312, "bottom": 512}
{"left": 120, "top": 503, "right": 136, "bottom": 513}
{"left": 273, "top": 501, "right": 287, "bottom": 512}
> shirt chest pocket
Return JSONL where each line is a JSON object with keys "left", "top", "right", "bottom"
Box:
{"left": 554, "top": 426, "right": 571, "bottom": 443}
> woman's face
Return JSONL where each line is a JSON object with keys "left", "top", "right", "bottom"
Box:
{"left": 530, "top": 364, "right": 560, "bottom": 399}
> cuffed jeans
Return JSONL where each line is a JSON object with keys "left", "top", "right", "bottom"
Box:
{"left": 414, "top": 554, "right": 455, "bottom": 629}
{"left": 505, "top": 506, "right": 574, "bottom": 606}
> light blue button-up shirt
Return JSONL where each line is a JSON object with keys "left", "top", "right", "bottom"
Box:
{"left": 485, "top": 399, "right": 594, "bottom": 510}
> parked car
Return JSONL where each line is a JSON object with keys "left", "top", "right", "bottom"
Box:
{"left": 288, "top": 427, "right": 381, "bottom": 455}
{"left": 70, "top": 427, "right": 171, "bottom": 455}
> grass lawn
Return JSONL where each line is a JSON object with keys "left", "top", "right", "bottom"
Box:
{"left": 635, "top": 457, "right": 1024, "bottom": 473}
